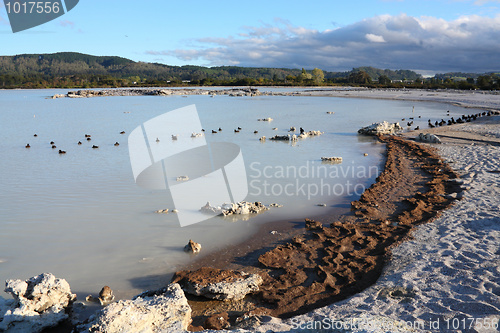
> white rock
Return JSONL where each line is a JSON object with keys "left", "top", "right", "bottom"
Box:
{"left": 200, "top": 201, "right": 269, "bottom": 217}
{"left": 416, "top": 132, "right": 442, "bottom": 144}
{"left": 358, "top": 121, "right": 404, "bottom": 135}
{"left": 81, "top": 284, "right": 191, "bottom": 333}
{"left": 1, "top": 273, "right": 76, "bottom": 333}
{"left": 182, "top": 272, "right": 263, "bottom": 301}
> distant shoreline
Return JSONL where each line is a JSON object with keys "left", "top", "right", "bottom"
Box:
{"left": 46, "top": 86, "right": 500, "bottom": 111}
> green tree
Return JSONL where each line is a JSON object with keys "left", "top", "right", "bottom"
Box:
{"left": 311, "top": 68, "right": 324, "bottom": 85}
{"left": 378, "top": 75, "right": 391, "bottom": 85}
{"left": 349, "top": 70, "right": 372, "bottom": 84}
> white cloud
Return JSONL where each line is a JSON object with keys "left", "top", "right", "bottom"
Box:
{"left": 365, "top": 33, "right": 386, "bottom": 43}
{"left": 151, "top": 14, "right": 500, "bottom": 72}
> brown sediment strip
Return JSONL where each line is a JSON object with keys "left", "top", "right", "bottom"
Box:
{"left": 175, "top": 135, "right": 463, "bottom": 329}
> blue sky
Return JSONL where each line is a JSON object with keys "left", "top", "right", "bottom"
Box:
{"left": 1, "top": 0, "right": 500, "bottom": 74}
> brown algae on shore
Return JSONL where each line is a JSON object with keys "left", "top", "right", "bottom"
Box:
{"left": 173, "top": 135, "right": 464, "bottom": 328}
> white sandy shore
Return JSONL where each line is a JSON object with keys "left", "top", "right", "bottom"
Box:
{"left": 236, "top": 91, "right": 500, "bottom": 333}
{"left": 296, "top": 88, "right": 500, "bottom": 111}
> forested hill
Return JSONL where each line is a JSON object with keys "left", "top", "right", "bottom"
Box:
{"left": 0, "top": 52, "right": 424, "bottom": 88}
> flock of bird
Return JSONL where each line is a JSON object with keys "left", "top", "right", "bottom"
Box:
{"left": 25, "top": 131, "right": 125, "bottom": 154}
{"left": 24, "top": 110, "right": 498, "bottom": 152}
{"left": 426, "top": 110, "right": 496, "bottom": 129}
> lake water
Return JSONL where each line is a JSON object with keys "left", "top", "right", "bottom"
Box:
{"left": 0, "top": 88, "right": 471, "bottom": 300}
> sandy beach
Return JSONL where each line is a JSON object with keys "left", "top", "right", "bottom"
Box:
{"left": 174, "top": 89, "right": 500, "bottom": 332}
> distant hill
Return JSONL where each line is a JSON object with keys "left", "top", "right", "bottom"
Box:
{"left": 0, "top": 52, "right": 423, "bottom": 84}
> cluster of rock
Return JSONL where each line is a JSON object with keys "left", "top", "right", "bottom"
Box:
{"left": 298, "top": 130, "right": 323, "bottom": 138}
{"left": 53, "top": 87, "right": 261, "bottom": 99}
{"left": 416, "top": 132, "right": 442, "bottom": 144}
{"left": 321, "top": 156, "right": 343, "bottom": 163}
{"left": 268, "top": 130, "right": 324, "bottom": 142}
{"left": 154, "top": 208, "right": 178, "bottom": 213}
{"left": 0, "top": 273, "right": 76, "bottom": 332}
{"left": 81, "top": 284, "right": 192, "bottom": 332}
{"left": 1, "top": 270, "right": 267, "bottom": 332}
{"left": 269, "top": 134, "right": 297, "bottom": 141}
{"left": 358, "top": 121, "right": 404, "bottom": 135}
{"left": 172, "top": 267, "right": 263, "bottom": 301}
{"left": 200, "top": 201, "right": 269, "bottom": 216}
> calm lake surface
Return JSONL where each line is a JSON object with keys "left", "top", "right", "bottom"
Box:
{"left": 0, "top": 88, "right": 470, "bottom": 300}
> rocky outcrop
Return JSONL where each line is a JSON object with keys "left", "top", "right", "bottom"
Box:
{"left": 172, "top": 267, "right": 263, "bottom": 301}
{"left": 200, "top": 201, "right": 269, "bottom": 217}
{"left": 59, "top": 87, "right": 261, "bottom": 99}
{"left": 184, "top": 239, "right": 202, "bottom": 254}
{"left": 1, "top": 273, "right": 76, "bottom": 332}
{"left": 81, "top": 283, "right": 191, "bottom": 332}
{"left": 358, "top": 121, "right": 403, "bottom": 135}
{"left": 416, "top": 132, "right": 442, "bottom": 144}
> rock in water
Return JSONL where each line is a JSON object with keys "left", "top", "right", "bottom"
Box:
{"left": 200, "top": 201, "right": 269, "bottom": 217}
{"left": 99, "top": 286, "right": 115, "bottom": 305}
{"left": 358, "top": 121, "right": 403, "bottom": 135}
{"left": 184, "top": 239, "right": 202, "bottom": 254}
{"left": 172, "top": 267, "right": 263, "bottom": 301}
{"left": 1, "top": 273, "right": 76, "bottom": 332}
{"left": 81, "top": 283, "right": 191, "bottom": 332}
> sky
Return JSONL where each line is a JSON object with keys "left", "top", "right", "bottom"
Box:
{"left": 1, "top": 0, "right": 500, "bottom": 74}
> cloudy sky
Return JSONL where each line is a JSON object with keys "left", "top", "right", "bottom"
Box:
{"left": 1, "top": 0, "right": 500, "bottom": 74}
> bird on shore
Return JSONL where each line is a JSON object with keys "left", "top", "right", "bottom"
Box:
{"left": 237, "top": 127, "right": 242, "bottom": 130}
{"left": 212, "top": 130, "right": 217, "bottom": 134}
{"left": 87, "top": 137, "right": 91, "bottom": 141}
{"left": 172, "top": 135, "right": 178, "bottom": 140}
{"left": 78, "top": 141, "right": 82, "bottom": 145}
{"left": 254, "top": 130, "right": 258, "bottom": 134}
{"left": 114, "top": 142, "right": 120, "bottom": 146}
{"left": 156, "top": 138, "right": 160, "bottom": 143}
{"left": 218, "top": 127, "right": 222, "bottom": 131}
{"left": 50, "top": 141, "right": 55, "bottom": 145}
{"left": 58, "top": 150, "right": 66, "bottom": 154}
{"left": 234, "top": 129, "right": 240, "bottom": 133}
{"left": 25, "top": 144, "right": 30, "bottom": 148}
{"left": 201, "top": 129, "right": 205, "bottom": 132}
{"left": 415, "top": 126, "right": 420, "bottom": 130}
{"left": 92, "top": 145, "right": 99, "bottom": 149}
{"left": 120, "top": 131, "right": 125, "bottom": 134}
{"left": 85, "top": 134, "right": 91, "bottom": 138}
{"left": 51, "top": 145, "right": 57, "bottom": 149}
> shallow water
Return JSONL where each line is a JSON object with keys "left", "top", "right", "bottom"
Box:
{"left": 0, "top": 88, "right": 472, "bottom": 300}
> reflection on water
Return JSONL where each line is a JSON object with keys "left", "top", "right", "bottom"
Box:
{"left": 0, "top": 88, "right": 471, "bottom": 299}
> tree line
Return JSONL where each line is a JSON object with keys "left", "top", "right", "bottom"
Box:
{"left": 0, "top": 52, "right": 498, "bottom": 90}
